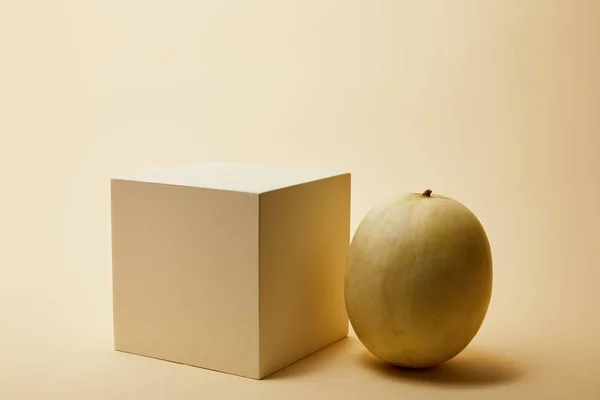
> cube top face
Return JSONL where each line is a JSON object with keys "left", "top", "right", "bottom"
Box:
{"left": 114, "top": 161, "right": 347, "bottom": 194}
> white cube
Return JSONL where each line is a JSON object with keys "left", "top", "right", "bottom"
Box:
{"left": 110, "top": 162, "right": 351, "bottom": 379}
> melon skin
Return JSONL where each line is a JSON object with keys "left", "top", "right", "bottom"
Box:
{"left": 345, "top": 191, "right": 493, "bottom": 368}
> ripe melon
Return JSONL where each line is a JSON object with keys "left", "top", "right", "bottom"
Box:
{"left": 345, "top": 190, "right": 493, "bottom": 368}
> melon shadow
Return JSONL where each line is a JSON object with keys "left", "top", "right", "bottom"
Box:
{"left": 357, "top": 347, "right": 528, "bottom": 387}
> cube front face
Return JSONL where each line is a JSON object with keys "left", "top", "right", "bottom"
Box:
{"left": 258, "top": 174, "right": 351, "bottom": 378}
{"left": 111, "top": 180, "right": 260, "bottom": 378}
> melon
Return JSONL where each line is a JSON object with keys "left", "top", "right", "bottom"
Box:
{"left": 345, "top": 189, "right": 493, "bottom": 368}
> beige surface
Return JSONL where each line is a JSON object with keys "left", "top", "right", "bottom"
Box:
{"left": 1, "top": 0, "right": 599, "bottom": 398}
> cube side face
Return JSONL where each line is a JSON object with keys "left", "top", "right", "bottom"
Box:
{"left": 111, "top": 180, "right": 260, "bottom": 379}
{"left": 258, "top": 174, "right": 351, "bottom": 378}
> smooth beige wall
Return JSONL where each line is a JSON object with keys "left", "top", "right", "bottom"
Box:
{"left": 1, "top": 1, "right": 599, "bottom": 397}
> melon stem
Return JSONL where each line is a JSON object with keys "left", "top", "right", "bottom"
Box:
{"left": 421, "top": 189, "right": 432, "bottom": 197}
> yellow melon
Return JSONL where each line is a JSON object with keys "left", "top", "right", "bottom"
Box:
{"left": 345, "top": 189, "right": 493, "bottom": 368}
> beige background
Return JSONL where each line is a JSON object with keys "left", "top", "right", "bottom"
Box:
{"left": 1, "top": 1, "right": 598, "bottom": 399}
